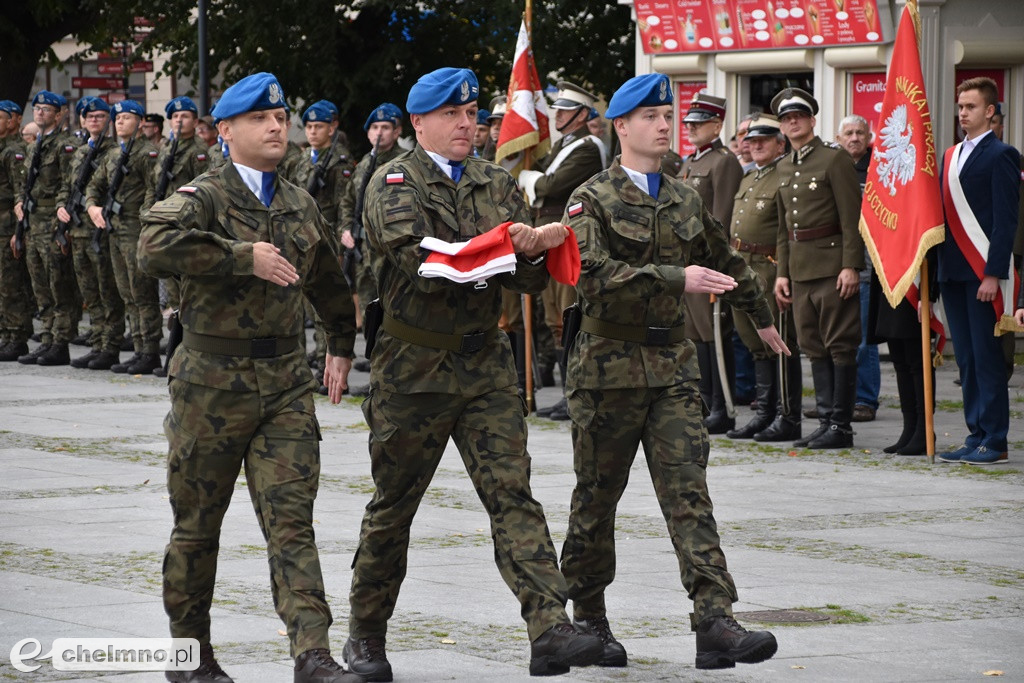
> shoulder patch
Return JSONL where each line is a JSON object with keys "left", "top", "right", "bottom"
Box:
{"left": 64, "top": 145, "right": 76, "bottom": 153}
{"left": 177, "top": 186, "right": 197, "bottom": 194}
{"left": 15, "top": 153, "right": 24, "bottom": 161}
{"left": 343, "top": 169, "right": 352, "bottom": 177}
{"left": 567, "top": 202, "right": 584, "bottom": 218}
{"left": 385, "top": 172, "right": 404, "bottom": 185}
{"left": 196, "top": 153, "right": 207, "bottom": 161}
{"left": 149, "top": 151, "right": 159, "bottom": 158}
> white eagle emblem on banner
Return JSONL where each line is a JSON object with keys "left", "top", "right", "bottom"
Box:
{"left": 875, "top": 104, "right": 916, "bottom": 197}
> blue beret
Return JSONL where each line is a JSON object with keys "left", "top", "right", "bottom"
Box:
{"left": 302, "top": 100, "right": 337, "bottom": 125}
{"left": 211, "top": 73, "right": 288, "bottom": 121}
{"left": 112, "top": 100, "right": 146, "bottom": 117}
{"left": 363, "top": 102, "right": 403, "bottom": 131}
{"left": 32, "top": 91, "right": 63, "bottom": 109}
{"left": 0, "top": 100, "right": 18, "bottom": 115}
{"left": 75, "top": 97, "right": 92, "bottom": 115}
{"left": 476, "top": 109, "right": 491, "bottom": 125}
{"left": 605, "top": 74, "right": 672, "bottom": 119}
{"left": 81, "top": 97, "right": 110, "bottom": 114}
{"left": 55, "top": 93, "right": 68, "bottom": 107}
{"left": 406, "top": 68, "right": 479, "bottom": 115}
{"left": 587, "top": 107, "right": 600, "bottom": 121}
{"left": 165, "top": 96, "right": 199, "bottom": 118}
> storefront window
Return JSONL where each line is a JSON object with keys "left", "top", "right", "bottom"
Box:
{"left": 749, "top": 73, "right": 814, "bottom": 114}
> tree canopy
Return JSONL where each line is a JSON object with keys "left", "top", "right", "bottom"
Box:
{"left": 2, "top": 1, "right": 634, "bottom": 154}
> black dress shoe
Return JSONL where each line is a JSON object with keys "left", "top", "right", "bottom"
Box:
{"left": 573, "top": 617, "right": 627, "bottom": 667}
{"left": 753, "top": 417, "right": 801, "bottom": 442}
{"left": 18, "top": 343, "right": 50, "bottom": 364}
{"left": 165, "top": 643, "right": 233, "bottom": 682}
{"left": 703, "top": 412, "right": 735, "bottom": 434}
{"left": 88, "top": 350, "right": 120, "bottom": 370}
{"left": 342, "top": 637, "right": 392, "bottom": 682}
{"left": 71, "top": 349, "right": 102, "bottom": 368}
{"left": 530, "top": 622, "right": 602, "bottom": 676}
{"left": 36, "top": 343, "right": 71, "bottom": 366}
{"left": 0, "top": 341, "right": 29, "bottom": 362}
{"left": 695, "top": 615, "right": 777, "bottom": 670}
{"left": 807, "top": 423, "right": 854, "bottom": 449}
{"left": 294, "top": 648, "right": 363, "bottom": 683}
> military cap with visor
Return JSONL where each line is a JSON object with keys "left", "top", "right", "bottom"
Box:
{"left": 549, "top": 81, "right": 597, "bottom": 111}
{"left": 487, "top": 95, "right": 507, "bottom": 122}
{"left": 683, "top": 92, "right": 727, "bottom": 123}
{"left": 744, "top": 113, "right": 782, "bottom": 138}
{"left": 771, "top": 87, "right": 819, "bottom": 117}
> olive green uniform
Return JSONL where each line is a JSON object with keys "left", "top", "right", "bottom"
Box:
{"left": 279, "top": 140, "right": 305, "bottom": 185}
{"left": 57, "top": 136, "right": 125, "bottom": 354}
{"left": 351, "top": 145, "right": 570, "bottom": 642}
{"left": 0, "top": 137, "right": 33, "bottom": 348}
{"left": 85, "top": 137, "right": 162, "bottom": 355}
{"left": 559, "top": 160, "right": 773, "bottom": 626}
{"left": 22, "top": 130, "right": 79, "bottom": 346}
{"left": 139, "top": 161, "right": 356, "bottom": 657}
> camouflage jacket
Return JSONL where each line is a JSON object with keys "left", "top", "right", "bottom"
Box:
{"left": 139, "top": 161, "right": 356, "bottom": 392}
{"left": 364, "top": 144, "right": 549, "bottom": 395}
{"left": 56, "top": 136, "right": 116, "bottom": 237}
{"left": 338, "top": 144, "right": 406, "bottom": 235}
{"left": 144, "top": 134, "right": 210, "bottom": 209}
{"left": 293, "top": 144, "right": 356, "bottom": 230}
{"left": 278, "top": 140, "right": 305, "bottom": 185}
{"left": 206, "top": 141, "right": 228, "bottom": 172}
{"left": 1, "top": 139, "right": 28, "bottom": 235}
{"left": 85, "top": 136, "right": 159, "bottom": 230}
{"left": 25, "top": 129, "right": 76, "bottom": 205}
{"left": 564, "top": 159, "right": 773, "bottom": 390}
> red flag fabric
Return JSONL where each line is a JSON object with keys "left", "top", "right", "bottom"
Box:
{"left": 495, "top": 19, "right": 550, "bottom": 172}
{"left": 418, "top": 223, "right": 580, "bottom": 286}
{"left": 859, "top": 3, "right": 944, "bottom": 308}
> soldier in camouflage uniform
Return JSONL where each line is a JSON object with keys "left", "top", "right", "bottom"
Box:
{"left": 144, "top": 96, "right": 211, "bottom": 341}
{"left": 725, "top": 115, "right": 803, "bottom": 442}
{"left": 344, "top": 67, "right": 602, "bottom": 682}
{"left": 679, "top": 92, "right": 745, "bottom": 434}
{"left": 518, "top": 81, "right": 606, "bottom": 418}
{"left": 12, "top": 90, "right": 79, "bottom": 366}
{"left": 559, "top": 73, "right": 782, "bottom": 671}
{"left": 57, "top": 97, "right": 125, "bottom": 370}
{"left": 0, "top": 101, "right": 33, "bottom": 361}
{"left": 139, "top": 72, "right": 361, "bottom": 683}
{"left": 771, "top": 88, "right": 863, "bottom": 449}
{"left": 85, "top": 99, "right": 163, "bottom": 375}
{"left": 339, "top": 102, "right": 406, "bottom": 325}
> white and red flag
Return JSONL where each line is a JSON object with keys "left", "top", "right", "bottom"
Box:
{"left": 495, "top": 19, "right": 550, "bottom": 174}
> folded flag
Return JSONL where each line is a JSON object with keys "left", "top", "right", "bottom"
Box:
{"left": 418, "top": 222, "right": 581, "bottom": 286}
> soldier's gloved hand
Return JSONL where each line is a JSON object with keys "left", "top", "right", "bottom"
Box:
{"left": 87, "top": 206, "right": 106, "bottom": 229}
{"left": 684, "top": 265, "right": 737, "bottom": 294}
{"left": 774, "top": 276, "right": 792, "bottom": 311}
{"left": 253, "top": 242, "right": 299, "bottom": 286}
{"left": 756, "top": 325, "right": 791, "bottom": 356}
{"left": 836, "top": 267, "right": 858, "bottom": 299}
{"left": 323, "top": 353, "right": 352, "bottom": 404}
{"left": 57, "top": 207, "right": 72, "bottom": 224}
{"left": 340, "top": 229, "right": 355, "bottom": 250}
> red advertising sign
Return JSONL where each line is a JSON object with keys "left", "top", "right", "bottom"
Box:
{"left": 850, "top": 72, "right": 886, "bottom": 133}
{"left": 97, "top": 93, "right": 127, "bottom": 104}
{"left": 72, "top": 77, "right": 125, "bottom": 90}
{"left": 637, "top": 0, "right": 885, "bottom": 54}
{"left": 97, "top": 61, "right": 153, "bottom": 75}
{"left": 677, "top": 81, "right": 708, "bottom": 158}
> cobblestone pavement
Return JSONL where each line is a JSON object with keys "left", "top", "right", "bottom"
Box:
{"left": 1, "top": 332, "right": 1022, "bottom": 682}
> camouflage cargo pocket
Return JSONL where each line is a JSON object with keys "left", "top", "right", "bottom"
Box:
{"left": 163, "top": 410, "right": 199, "bottom": 507}
{"left": 361, "top": 389, "right": 399, "bottom": 444}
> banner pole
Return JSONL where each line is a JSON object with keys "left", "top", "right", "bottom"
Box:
{"left": 522, "top": 0, "right": 536, "bottom": 412}
{"left": 920, "top": 260, "right": 935, "bottom": 463}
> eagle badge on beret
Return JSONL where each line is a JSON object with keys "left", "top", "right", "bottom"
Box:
{"left": 268, "top": 83, "right": 282, "bottom": 104}
{"left": 309, "top": 110, "right": 317, "bottom": 121}
{"left": 174, "top": 100, "right": 182, "bottom": 111}
{"left": 460, "top": 80, "right": 470, "bottom": 103}
{"left": 659, "top": 79, "right": 667, "bottom": 101}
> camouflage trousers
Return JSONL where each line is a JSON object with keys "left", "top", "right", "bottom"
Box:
{"left": 561, "top": 382, "right": 738, "bottom": 627}
{"left": 163, "top": 378, "right": 332, "bottom": 656}
{"left": 25, "top": 210, "right": 77, "bottom": 344}
{"left": 71, "top": 232, "right": 124, "bottom": 352}
{"left": 351, "top": 385, "right": 569, "bottom": 641}
{"left": 0, "top": 226, "right": 35, "bottom": 344}
{"left": 109, "top": 225, "right": 162, "bottom": 354}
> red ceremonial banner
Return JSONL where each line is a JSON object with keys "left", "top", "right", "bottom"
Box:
{"left": 858, "top": 3, "right": 944, "bottom": 308}
{"left": 495, "top": 19, "right": 550, "bottom": 172}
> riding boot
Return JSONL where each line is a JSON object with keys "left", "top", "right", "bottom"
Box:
{"left": 727, "top": 360, "right": 776, "bottom": 438}
{"left": 808, "top": 362, "right": 856, "bottom": 449}
{"left": 754, "top": 352, "right": 803, "bottom": 442}
{"left": 794, "top": 358, "right": 833, "bottom": 447}
{"left": 695, "top": 341, "right": 714, "bottom": 411}
{"left": 704, "top": 337, "right": 736, "bottom": 434}
{"left": 897, "top": 366, "right": 933, "bottom": 455}
{"left": 884, "top": 365, "right": 917, "bottom": 454}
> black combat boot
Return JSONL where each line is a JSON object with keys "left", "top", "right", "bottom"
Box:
{"left": 0, "top": 341, "right": 29, "bottom": 362}
{"left": 807, "top": 362, "right": 856, "bottom": 449}
{"left": 127, "top": 352, "right": 163, "bottom": 375}
{"left": 727, "top": 360, "right": 776, "bottom": 439}
{"left": 529, "top": 622, "right": 603, "bottom": 676}
{"left": 884, "top": 364, "right": 917, "bottom": 453}
{"left": 694, "top": 615, "right": 778, "bottom": 670}
{"left": 36, "top": 343, "right": 71, "bottom": 366}
{"left": 754, "top": 352, "right": 803, "bottom": 442}
{"left": 165, "top": 643, "right": 233, "bottom": 682}
{"left": 573, "top": 616, "right": 627, "bottom": 667}
{"left": 293, "top": 648, "right": 363, "bottom": 683}
{"left": 342, "top": 637, "right": 392, "bottom": 682}
{"left": 18, "top": 343, "right": 51, "bottom": 365}
{"left": 793, "top": 358, "right": 833, "bottom": 447}
{"left": 111, "top": 352, "right": 141, "bottom": 373}
{"left": 71, "top": 349, "right": 102, "bottom": 368}
{"left": 88, "top": 350, "right": 120, "bottom": 370}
